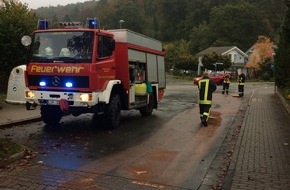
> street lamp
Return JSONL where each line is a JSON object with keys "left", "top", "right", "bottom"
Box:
{"left": 119, "top": 20, "right": 125, "bottom": 29}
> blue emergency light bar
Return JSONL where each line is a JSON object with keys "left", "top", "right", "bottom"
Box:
{"left": 37, "top": 19, "right": 98, "bottom": 29}
{"left": 87, "top": 18, "right": 98, "bottom": 29}
{"left": 38, "top": 20, "right": 48, "bottom": 30}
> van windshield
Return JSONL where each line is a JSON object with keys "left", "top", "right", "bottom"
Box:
{"left": 30, "top": 31, "right": 94, "bottom": 63}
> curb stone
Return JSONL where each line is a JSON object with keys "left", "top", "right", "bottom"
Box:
{"left": 0, "top": 117, "right": 42, "bottom": 129}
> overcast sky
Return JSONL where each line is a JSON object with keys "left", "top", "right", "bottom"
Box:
{"left": 19, "top": 0, "right": 90, "bottom": 9}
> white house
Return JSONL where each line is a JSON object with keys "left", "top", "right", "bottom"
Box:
{"left": 196, "top": 46, "right": 248, "bottom": 75}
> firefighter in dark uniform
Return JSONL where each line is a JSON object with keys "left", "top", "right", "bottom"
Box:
{"left": 198, "top": 72, "right": 217, "bottom": 126}
{"left": 238, "top": 72, "right": 246, "bottom": 97}
{"left": 222, "top": 73, "right": 230, "bottom": 94}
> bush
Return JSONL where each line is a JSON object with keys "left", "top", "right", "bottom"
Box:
{"left": 261, "top": 72, "right": 272, "bottom": 81}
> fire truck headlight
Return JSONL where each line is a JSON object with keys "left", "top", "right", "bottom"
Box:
{"left": 65, "top": 82, "right": 73, "bottom": 88}
{"left": 26, "top": 91, "right": 35, "bottom": 98}
{"left": 39, "top": 81, "right": 46, "bottom": 87}
{"left": 80, "top": 94, "right": 92, "bottom": 101}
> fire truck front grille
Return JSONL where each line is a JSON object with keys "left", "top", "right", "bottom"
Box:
{"left": 28, "top": 75, "right": 89, "bottom": 88}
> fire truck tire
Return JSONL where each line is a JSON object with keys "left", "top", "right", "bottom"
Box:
{"left": 41, "top": 105, "right": 62, "bottom": 125}
{"left": 104, "top": 94, "right": 121, "bottom": 129}
{"left": 140, "top": 94, "right": 154, "bottom": 116}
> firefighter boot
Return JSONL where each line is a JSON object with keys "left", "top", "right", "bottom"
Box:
{"left": 201, "top": 115, "right": 208, "bottom": 127}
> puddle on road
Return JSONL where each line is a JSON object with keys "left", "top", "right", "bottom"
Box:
{"left": 208, "top": 111, "right": 222, "bottom": 127}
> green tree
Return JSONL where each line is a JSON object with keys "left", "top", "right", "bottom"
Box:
{"left": 208, "top": 1, "right": 273, "bottom": 51}
{"left": 0, "top": 0, "right": 37, "bottom": 92}
{"left": 188, "top": 21, "right": 212, "bottom": 54}
{"left": 142, "top": 0, "right": 160, "bottom": 38}
{"left": 105, "top": 1, "right": 145, "bottom": 32}
{"left": 165, "top": 40, "right": 198, "bottom": 74}
{"left": 202, "top": 53, "right": 232, "bottom": 71}
{"left": 32, "top": 0, "right": 284, "bottom": 49}
{"left": 157, "top": 0, "right": 189, "bottom": 41}
{"left": 164, "top": 42, "right": 178, "bottom": 72}
{"left": 175, "top": 54, "right": 198, "bottom": 72}
{"left": 248, "top": 0, "right": 286, "bottom": 42}
{"left": 275, "top": 0, "right": 290, "bottom": 87}
{"left": 63, "top": 14, "right": 71, "bottom": 22}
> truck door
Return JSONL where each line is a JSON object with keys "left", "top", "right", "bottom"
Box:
{"left": 96, "top": 35, "right": 116, "bottom": 88}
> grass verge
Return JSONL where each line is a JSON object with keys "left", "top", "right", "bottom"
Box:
{"left": 0, "top": 138, "right": 22, "bottom": 161}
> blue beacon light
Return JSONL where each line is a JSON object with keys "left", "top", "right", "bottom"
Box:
{"left": 38, "top": 20, "right": 48, "bottom": 30}
{"left": 87, "top": 18, "right": 98, "bottom": 29}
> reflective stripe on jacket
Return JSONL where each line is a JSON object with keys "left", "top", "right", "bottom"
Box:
{"left": 198, "top": 78, "right": 216, "bottom": 105}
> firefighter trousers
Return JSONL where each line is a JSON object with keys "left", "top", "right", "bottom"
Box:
{"left": 222, "top": 83, "right": 230, "bottom": 94}
{"left": 199, "top": 104, "right": 211, "bottom": 122}
{"left": 238, "top": 84, "right": 244, "bottom": 97}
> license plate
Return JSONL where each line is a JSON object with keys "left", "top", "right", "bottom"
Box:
{"left": 47, "top": 100, "right": 59, "bottom": 105}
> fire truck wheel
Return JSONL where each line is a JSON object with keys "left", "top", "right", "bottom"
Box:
{"left": 41, "top": 105, "right": 62, "bottom": 125}
{"left": 104, "top": 94, "right": 121, "bottom": 129}
{"left": 140, "top": 94, "right": 154, "bottom": 116}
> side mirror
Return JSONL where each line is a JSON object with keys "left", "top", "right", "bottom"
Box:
{"left": 21, "top": 36, "right": 32, "bottom": 46}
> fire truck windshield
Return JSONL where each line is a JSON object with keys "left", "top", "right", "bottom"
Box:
{"left": 30, "top": 31, "right": 94, "bottom": 63}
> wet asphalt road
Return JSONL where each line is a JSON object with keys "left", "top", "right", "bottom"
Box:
{"left": 0, "top": 79, "right": 245, "bottom": 189}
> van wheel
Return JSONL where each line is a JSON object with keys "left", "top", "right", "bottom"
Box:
{"left": 140, "top": 94, "right": 154, "bottom": 116}
{"left": 41, "top": 106, "right": 62, "bottom": 125}
{"left": 104, "top": 94, "right": 121, "bottom": 129}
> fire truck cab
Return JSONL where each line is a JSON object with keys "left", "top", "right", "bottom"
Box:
{"left": 23, "top": 19, "right": 166, "bottom": 129}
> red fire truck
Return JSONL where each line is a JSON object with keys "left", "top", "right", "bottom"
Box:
{"left": 23, "top": 19, "right": 166, "bottom": 129}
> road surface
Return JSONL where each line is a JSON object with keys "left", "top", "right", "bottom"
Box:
{"left": 0, "top": 78, "right": 244, "bottom": 189}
